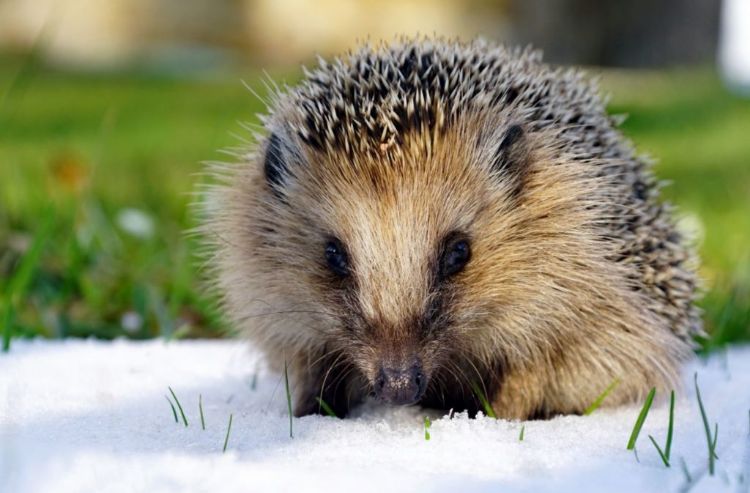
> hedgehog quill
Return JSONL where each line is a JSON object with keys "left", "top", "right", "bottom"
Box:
{"left": 200, "top": 38, "right": 701, "bottom": 419}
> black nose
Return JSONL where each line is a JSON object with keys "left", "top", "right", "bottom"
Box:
{"left": 374, "top": 364, "right": 426, "bottom": 405}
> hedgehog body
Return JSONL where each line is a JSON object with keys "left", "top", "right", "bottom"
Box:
{"left": 203, "top": 39, "right": 701, "bottom": 418}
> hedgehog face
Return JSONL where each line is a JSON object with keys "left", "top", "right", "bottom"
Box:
{"left": 251, "top": 119, "right": 543, "bottom": 406}
{"left": 322, "top": 234, "right": 473, "bottom": 405}
{"left": 307, "top": 167, "right": 480, "bottom": 405}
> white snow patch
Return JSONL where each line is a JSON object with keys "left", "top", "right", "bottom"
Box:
{"left": 1, "top": 339, "right": 749, "bottom": 493}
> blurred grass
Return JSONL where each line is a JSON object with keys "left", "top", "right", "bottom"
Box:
{"left": 0, "top": 55, "right": 748, "bottom": 347}
{"left": 0, "top": 55, "right": 274, "bottom": 340}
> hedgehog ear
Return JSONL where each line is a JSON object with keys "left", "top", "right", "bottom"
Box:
{"left": 264, "top": 133, "right": 288, "bottom": 189}
{"left": 264, "top": 131, "right": 305, "bottom": 198}
{"left": 491, "top": 123, "right": 530, "bottom": 196}
{"left": 493, "top": 123, "right": 529, "bottom": 174}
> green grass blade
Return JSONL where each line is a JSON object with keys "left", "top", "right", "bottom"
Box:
{"left": 665, "top": 390, "right": 675, "bottom": 460}
{"left": 5, "top": 214, "right": 52, "bottom": 299}
{"left": 166, "top": 396, "right": 178, "bottom": 423}
{"left": 711, "top": 423, "right": 719, "bottom": 460}
{"left": 424, "top": 416, "right": 431, "bottom": 441}
{"left": 168, "top": 386, "right": 188, "bottom": 427}
{"left": 694, "top": 373, "right": 716, "bottom": 475}
{"left": 584, "top": 378, "right": 621, "bottom": 415}
{"left": 222, "top": 413, "right": 233, "bottom": 453}
{"left": 626, "top": 387, "right": 656, "bottom": 450}
{"left": 284, "top": 361, "right": 293, "bottom": 438}
{"left": 648, "top": 435, "right": 670, "bottom": 467}
{"left": 519, "top": 425, "right": 525, "bottom": 442}
{"left": 2, "top": 304, "right": 15, "bottom": 354}
{"left": 2, "top": 212, "right": 53, "bottom": 352}
{"left": 470, "top": 381, "right": 497, "bottom": 419}
{"left": 315, "top": 397, "right": 337, "bottom": 418}
{"left": 199, "top": 394, "right": 206, "bottom": 430}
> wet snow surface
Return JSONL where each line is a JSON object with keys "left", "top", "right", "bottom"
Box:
{"left": 1, "top": 339, "right": 749, "bottom": 493}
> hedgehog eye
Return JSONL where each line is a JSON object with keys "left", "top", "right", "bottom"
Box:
{"left": 325, "top": 239, "right": 350, "bottom": 277}
{"left": 440, "top": 237, "right": 471, "bottom": 279}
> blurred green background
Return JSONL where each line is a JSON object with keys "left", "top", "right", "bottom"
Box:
{"left": 1, "top": 0, "right": 749, "bottom": 351}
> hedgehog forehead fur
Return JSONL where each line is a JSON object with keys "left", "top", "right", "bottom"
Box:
{"left": 203, "top": 37, "right": 702, "bottom": 419}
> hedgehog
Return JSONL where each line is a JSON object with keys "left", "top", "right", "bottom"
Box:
{"left": 200, "top": 38, "right": 702, "bottom": 419}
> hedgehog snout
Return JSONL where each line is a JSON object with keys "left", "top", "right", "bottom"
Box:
{"left": 373, "top": 362, "right": 426, "bottom": 405}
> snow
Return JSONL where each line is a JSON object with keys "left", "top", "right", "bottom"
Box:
{"left": 1, "top": 339, "right": 749, "bottom": 493}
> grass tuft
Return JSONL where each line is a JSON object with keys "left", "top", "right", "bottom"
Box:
{"left": 315, "top": 397, "right": 337, "bottom": 418}
{"left": 2, "top": 210, "right": 53, "bottom": 352}
{"left": 694, "top": 373, "right": 718, "bottom": 475}
{"left": 166, "top": 396, "right": 178, "bottom": 423}
{"left": 470, "top": 381, "right": 497, "bottom": 419}
{"left": 519, "top": 425, "right": 525, "bottom": 442}
{"left": 584, "top": 378, "right": 621, "bottom": 415}
{"left": 168, "top": 386, "right": 188, "bottom": 427}
{"left": 647, "top": 390, "right": 675, "bottom": 467}
{"left": 222, "top": 413, "right": 233, "bottom": 453}
{"left": 424, "top": 416, "right": 431, "bottom": 441}
{"left": 199, "top": 394, "right": 205, "bottom": 430}
{"left": 648, "top": 435, "right": 670, "bottom": 467}
{"left": 627, "top": 387, "right": 656, "bottom": 450}
{"left": 284, "top": 360, "right": 293, "bottom": 438}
